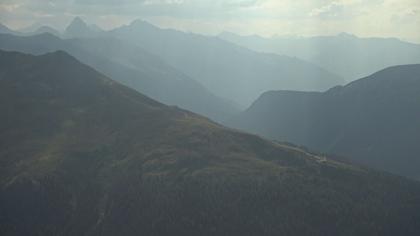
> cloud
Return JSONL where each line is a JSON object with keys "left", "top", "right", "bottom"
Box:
{"left": 310, "top": 2, "right": 346, "bottom": 18}
{"left": 1, "top": 0, "right": 420, "bottom": 43}
{"left": 74, "top": 0, "right": 186, "bottom": 6}
{"left": 75, "top": 0, "right": 144, "bottom": 5}
{"left": 224, "top": 0, "right": 263, "bottom": 8}
{"left": 309, "top": 0, "right": 364, "bottom": 19}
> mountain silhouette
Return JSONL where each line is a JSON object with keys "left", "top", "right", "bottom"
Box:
{"left": 230, "top": 65, "right": 420, "bottom": 180}
{"left": 33, "top": 26, "right": 61, "bottom": 36}
{"left": 219, "top": 32, "right": 420, "bottom": 81}
{"left": 64, "top": 17, "right": 100, "bottom": 38}
{"left": 109, "top": 20, "right": 344, "bottom": 107}
{"left": 0, "top": 33, "right": 237, "bottom": 122}
{"left": 0, "top": 23, "right": 19, "bottom": 35}
{"left": 1, "top": 49, "right": 420, "bottom": 235}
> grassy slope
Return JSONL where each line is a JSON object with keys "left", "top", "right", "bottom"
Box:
{"left": 0, "top": 50, "right": 419, "bottom": 236}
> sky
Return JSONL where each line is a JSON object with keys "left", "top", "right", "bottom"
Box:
{"left": 1, "top": 0, "right": 420, "bottom": 42}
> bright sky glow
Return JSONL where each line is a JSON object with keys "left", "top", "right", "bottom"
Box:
{"left": 1, "top": 0, "right": 420, "bottom": 42}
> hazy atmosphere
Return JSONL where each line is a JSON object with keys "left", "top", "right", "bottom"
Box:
{"left": 1, "top": 1, "right": 420, "bottom": 235}
{"left": 1, "top": 0, "right": 420, "bottom": 42}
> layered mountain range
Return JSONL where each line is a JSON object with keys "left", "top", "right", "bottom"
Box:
{"left": 219, "top": 31, "right": 420, "bottom": 81}
{"left": 1, "top": 16, "right": 420, "bottom": 235}
{"left": 0, "top": 32, "right": 237, "bottom": 122}
{"left": 230, "top": 65, "right": 420, "bottom": 180}
{"left": 1, "top": 50, "right": 420, "bottom": 236}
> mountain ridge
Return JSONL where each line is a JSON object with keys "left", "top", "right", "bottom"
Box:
{"left": 108, "top": 19, "right": 344, "bottom": 107}
{"left": 230, "top": 64, "right": 420, "bottom": 180}
{"left": 64, "top": 17, "right": 101, "bottom": 38}
{"left": 219, "top": 31, "right": 420, "bottom": 81}
{"left": 1, "top": 49, "right": 420, "bottom": 235}
{"left": 0, "top": 32, "right": 238, "bottom": 122}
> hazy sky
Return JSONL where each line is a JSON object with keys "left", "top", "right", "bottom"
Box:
{"left": 1, "top": 0, "right": 420, "bottom": 42}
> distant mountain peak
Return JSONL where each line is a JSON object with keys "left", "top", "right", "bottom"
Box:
{"left": 337, "top": 32, "right": 356, "bottom": 38}
{"left": 129, "top": 19, "right": 158, "bottom": 29}
{"left": 72, "top": 16, "right": 86, "bottom": 25}
{"left": 0, "top": 23, "right": 14, "bottom": 34}
{"left": 34, "top": 25, "right": 60, "bottom": 36}
{"left": 0, "top": 23, "right": 10, "bottom": 29}
{"left": 219, "top": 31, "right": 265, "bottom": 40}
{"left": 31, "top": 32, "right": 61, "bottom": 41}
{"left": 65, "top": 17, "right": 95, "bottom": 38}
{"left": 67, "top": 17, "right": 88, "bottom": 30}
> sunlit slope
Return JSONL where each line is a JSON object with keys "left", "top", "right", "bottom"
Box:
{"left": 0, "top": 50, "right": 419, "bottom": 236}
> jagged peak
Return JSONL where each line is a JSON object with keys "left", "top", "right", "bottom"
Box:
{"left": 129, "top": 19, "right": 158, "bottom": 29}
{"left": 66, "top": 17, "right": 88, "bottom": 31}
